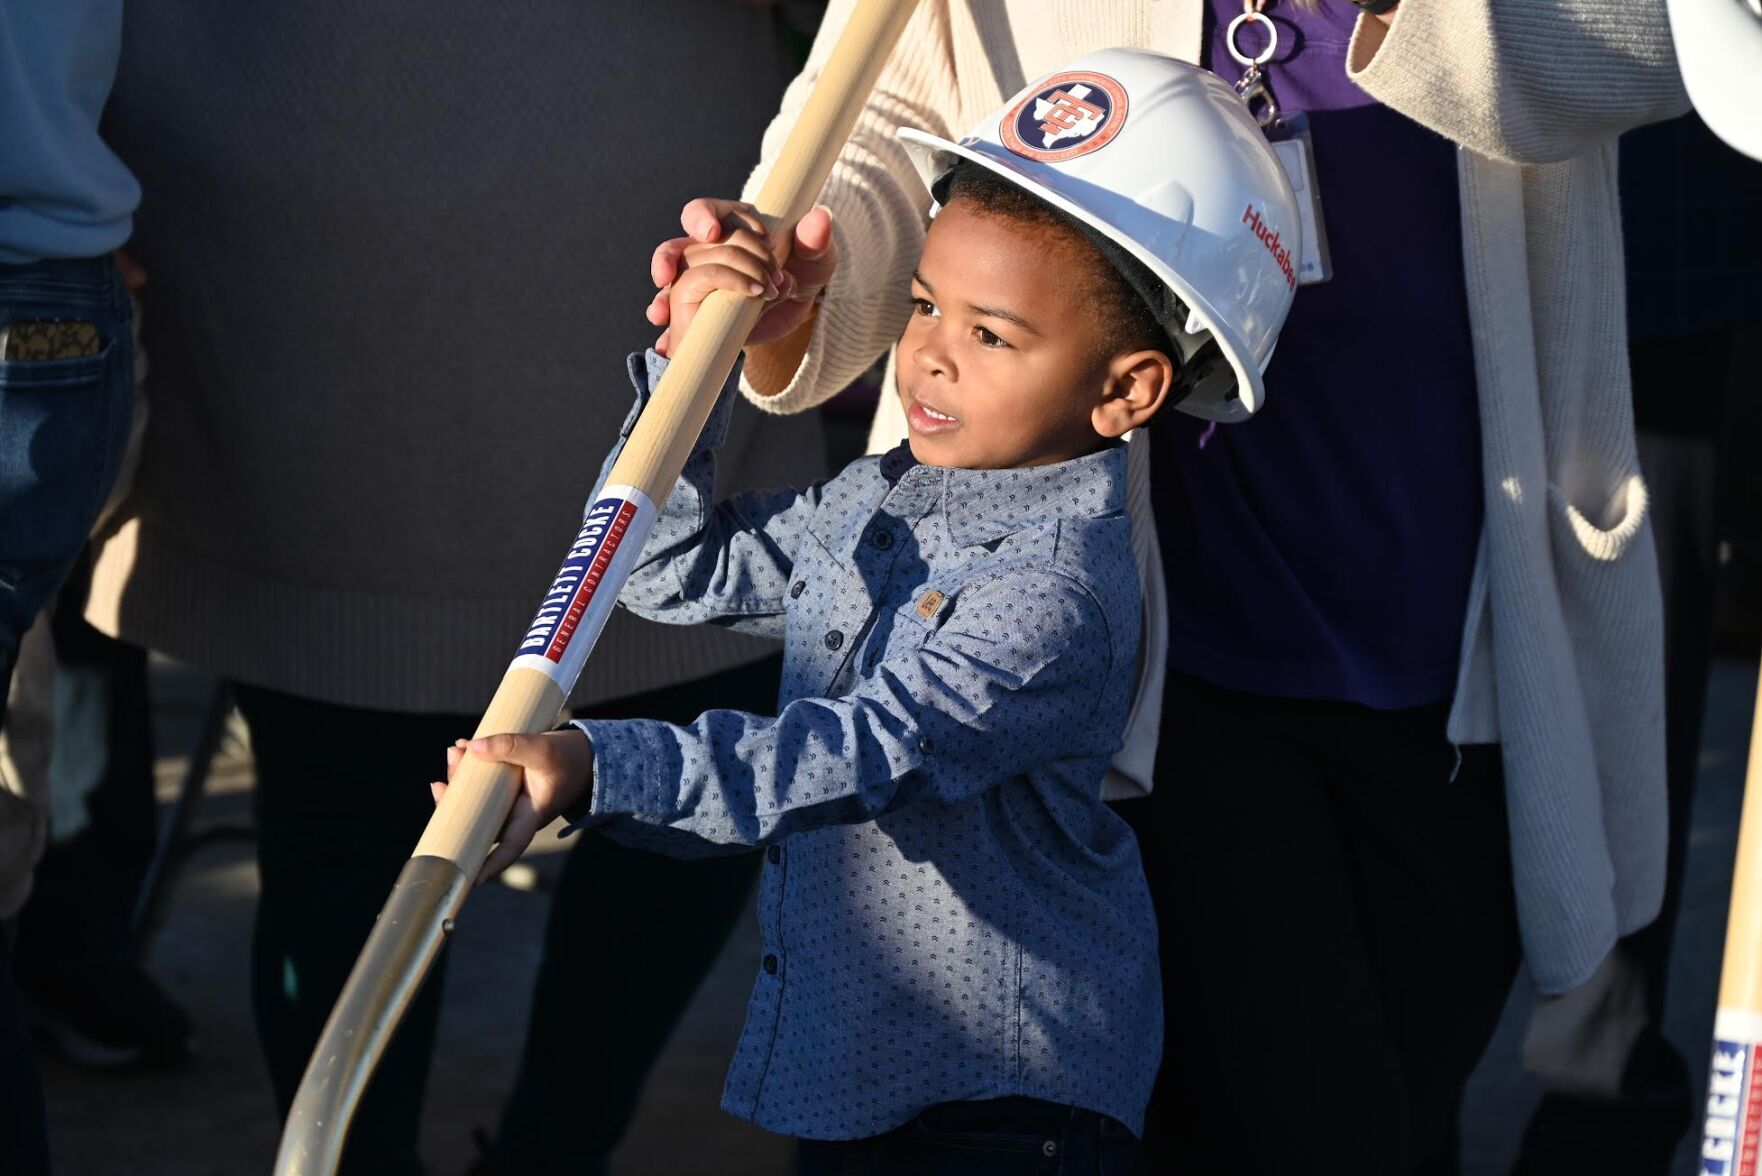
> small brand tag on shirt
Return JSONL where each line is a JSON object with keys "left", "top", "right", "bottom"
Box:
{"left": 915, "top": 590, "right": 944, "bottom": 619}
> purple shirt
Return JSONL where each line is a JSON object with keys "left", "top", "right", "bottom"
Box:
{"left": 1151, "top": 0, "right": 1482, "bottom": 708}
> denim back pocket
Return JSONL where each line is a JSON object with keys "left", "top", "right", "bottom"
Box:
{"left": 0, "top": 341, "right": 119, "bottom": 592}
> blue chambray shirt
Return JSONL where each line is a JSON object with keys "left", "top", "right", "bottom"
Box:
{"left": 570, "top": 351, "right": 1161, "bottom": 1140}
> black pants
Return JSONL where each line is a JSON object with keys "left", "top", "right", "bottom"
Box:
{"left": 0, "top": 921, "right": 49, "bottom": 1175}
{"left": 487, "top": 658, "right": 774, "bottom": 1173}
{"left": 1114, "top": 675, "right": 1522, "bottom": 1175}
{"left": 237, "top": 654, "right": 776, "bottom": 1176}
{"left": 236, "top": 683, "right": 464, "bottom": 1176}
{"left": 795, "top": 1097, "right": 1137, "bottom": 1176}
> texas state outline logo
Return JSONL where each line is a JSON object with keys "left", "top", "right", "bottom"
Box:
{"left": 1000, "top": 71, "right": 1130, "bottom": 163}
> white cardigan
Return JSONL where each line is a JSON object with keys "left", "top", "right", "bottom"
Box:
{"left": 738, "top": 0, "right": 1687, "bottom": 994}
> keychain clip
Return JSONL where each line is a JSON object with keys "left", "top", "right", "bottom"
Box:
{"left": 1222, "top": 2, "right": 1333, "bottom": 284}
{"left": 1227, "top": 6, "right": 1280, "bottom": 127}
{"left": 1235, "top": 70, "right": 1278, "bottom": 128}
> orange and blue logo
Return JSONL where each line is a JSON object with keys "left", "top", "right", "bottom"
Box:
{"left": 1000, "top": 71, "right": 1129, "bottom": 163}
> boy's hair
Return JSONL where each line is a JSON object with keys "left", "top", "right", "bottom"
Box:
{"left": 938, "top": 161, "right": 1174, "bottom": 363}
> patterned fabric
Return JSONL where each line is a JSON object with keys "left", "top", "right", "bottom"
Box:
{"left": 568, "top": 351, "right": 1162, "bottom": 1140}
{"left": 0, "top": 319, "right": 102, "bottom": 361}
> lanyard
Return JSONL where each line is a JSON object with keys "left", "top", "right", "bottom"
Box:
{"left": 1224, "top": 0, "right": 1335, "bottom": 285}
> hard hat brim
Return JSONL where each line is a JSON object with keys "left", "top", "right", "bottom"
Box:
{"left": 897, "top": 127, "right": 1266, "bottom": 422}
{"left": 1667, "top": 0, "right": 1762, "bottom": 161}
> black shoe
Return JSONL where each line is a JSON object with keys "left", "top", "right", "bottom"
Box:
{"left": 22, "top": 957, "right": 194, "bottom": 1069}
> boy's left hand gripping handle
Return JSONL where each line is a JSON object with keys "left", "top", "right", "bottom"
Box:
{"left": 274, "top": 3, "right": 921, "bottom": 1171}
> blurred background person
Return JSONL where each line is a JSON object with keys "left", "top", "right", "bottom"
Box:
{"left": 1511, "top": 108, "right": 1762, "bottom": 1174}
{"left": 0, "top": 2, "right": 141, "bottom": 1170}
{"left": 86, "top": 3, "right": 828, "bottom": 1172}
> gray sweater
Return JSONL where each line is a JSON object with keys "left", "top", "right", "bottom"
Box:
{"left": 84, "top": 0, "right": 827, "bottom": 713}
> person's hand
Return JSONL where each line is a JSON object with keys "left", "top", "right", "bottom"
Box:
{"left": 112, "top": 249, "right": 146, "bottom": 292}
{"left": 648, "top": 199, "right": 837, "bottom": 356}
{"left": 431, "top": 730, "right": 593, "bottom": 883}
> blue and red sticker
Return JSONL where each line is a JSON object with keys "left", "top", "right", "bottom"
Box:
{"left": 1000, "top": 71, "right": 1129, "bottom": 163}
{"left": 512, "top": 485, "right": 656, "bottom": 691}
{"left": 519, "top": 496, "right": 638, "bottom": 663}
{"left": 1703, "top": 1035, "right": 1762, "bottom": 1175}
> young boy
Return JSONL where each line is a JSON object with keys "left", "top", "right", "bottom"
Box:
{"left": 444, "top": 52, "right": 1300, "bottom": 1173}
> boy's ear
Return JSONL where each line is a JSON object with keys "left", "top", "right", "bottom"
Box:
{"left": 1092, "top": 349, "right": 1175, "bottom": 439}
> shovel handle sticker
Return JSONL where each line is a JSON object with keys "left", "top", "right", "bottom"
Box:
{"left": 1702, "top": 1015, "right": 1762, "bottom": 1176}
{"left": 511, "top": 484, "right": 656, "bottom": 692}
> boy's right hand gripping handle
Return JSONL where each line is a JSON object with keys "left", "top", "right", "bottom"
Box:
{"left": 273, "top": 4, "right": 921, "bottom": 1173}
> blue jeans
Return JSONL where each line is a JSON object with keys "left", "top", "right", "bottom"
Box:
{"left": 0, "top": 255, "right": 134, "bottom": 725}
{"left": 0, "top": 255, "right": 134, "bottom": 1176}
{"left": 795, "top": 1098, "right": 1139, "bottom": 1176}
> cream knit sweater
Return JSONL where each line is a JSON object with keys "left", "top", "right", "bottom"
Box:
{"left": 737, "top": 0, "right": 1688, "bottom": 994}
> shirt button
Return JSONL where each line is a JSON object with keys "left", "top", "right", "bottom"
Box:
{"left": 824, "top": 630, "right": 843, "bottom": 651}
{"left": 918, "top": 736, "right": 934, "bottom": 751}
{"left": 767, "top": 845, "right": 781, "bottom": 865}
{"left": 790, "top": 580, "right": 806, "bottom": 599}
{"left": 763, "top": 954, "right": 779, "bottom": 975}
{"left": 869, "top": 528, "right": 894, "bottom": 550}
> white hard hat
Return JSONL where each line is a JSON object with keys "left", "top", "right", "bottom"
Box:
{"left": 898, "top": 48, "right": 1302, "bottom": 422}
{"left": 1667, "top": 0, "right": 1762, "bottom": 160}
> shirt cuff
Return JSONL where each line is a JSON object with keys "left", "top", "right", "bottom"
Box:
{"left": 558, "top": 717, "right": 676, "bottom": 834}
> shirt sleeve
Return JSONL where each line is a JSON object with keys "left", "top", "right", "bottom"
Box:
{"left": 1344, "top": 1, "right": 1689, "bottom": 164}
{"left": 598, "top": 350, "right": 826, "bottom": 640}
{"left": 570, "top": 570, "right": 1115, "bottom": 851}
{"left": 735, "top": 0, "right": 960, "bottom": 414}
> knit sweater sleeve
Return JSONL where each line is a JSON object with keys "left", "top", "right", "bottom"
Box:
{"left": 735, "top": 0, "right": 960, "bottom": 414}
{"left": 1345, "top": 1, "right": 1690, "bottom": 165}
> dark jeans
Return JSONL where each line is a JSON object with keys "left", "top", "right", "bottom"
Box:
{"left": 1114, "top": 674, "right": 1522, "bottom": 1175}
{"left": 0, "top": 256, "right": 133, "bottom": 727}
{"left": 795, "top": 1097, "right": 1137, "bottom": 1176}
{"left": 0, "top": 254, "right": 135, "bottom": 1176}
{"left": 237, "top": 654, "right": 777, "bottom": 1176}
{"left": 487, "top": 656, "right": 774, "bottom": 1173}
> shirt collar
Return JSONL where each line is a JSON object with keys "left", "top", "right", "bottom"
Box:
{"left": 882, "top": 442, "right": 1130, "bottom": 549}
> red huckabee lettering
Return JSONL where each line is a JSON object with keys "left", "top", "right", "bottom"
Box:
{"left": 1242, "top": 203, "right": 1297, "bottom": 291}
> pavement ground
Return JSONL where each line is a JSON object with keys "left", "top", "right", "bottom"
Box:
{"left": 34, "top": 656, "right": 1758, "bottom": 1175}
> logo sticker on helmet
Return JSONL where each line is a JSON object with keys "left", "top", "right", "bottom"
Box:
{"left": 1000, "top": 72, "right": 1129, "bottom": 163}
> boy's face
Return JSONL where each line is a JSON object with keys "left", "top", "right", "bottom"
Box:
{"left": 897, "top": 200, "right": 1157, "bottom": 470}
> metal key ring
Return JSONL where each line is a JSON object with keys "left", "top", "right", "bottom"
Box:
{"left": 1226, "top": 10, "right": 1279, "bottom": 68}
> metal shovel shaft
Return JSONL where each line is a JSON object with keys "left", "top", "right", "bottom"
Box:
{"left": 274, "top": 857, "right": 469, "bottom": 1175}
